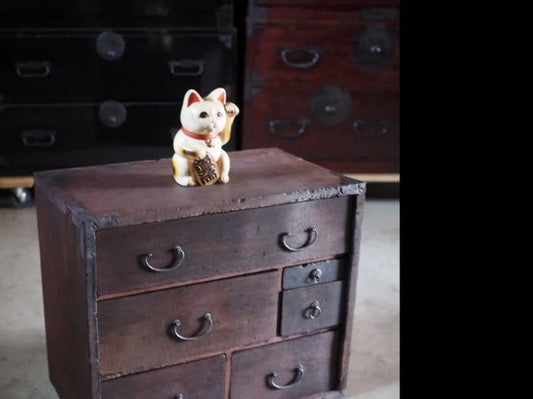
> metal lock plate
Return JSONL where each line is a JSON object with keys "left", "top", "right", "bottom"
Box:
{"left": 355, "top": 24, "right": 395, "bottom": 68}
{"left": 310, "top": 85, "right": 352, "bottom": 127}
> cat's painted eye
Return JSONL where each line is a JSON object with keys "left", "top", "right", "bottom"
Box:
{"left": 217, "top": 111, "right": 224, "bottom": 117}
{"left": 199, "top": 111, "right": 209, "bottom": 118}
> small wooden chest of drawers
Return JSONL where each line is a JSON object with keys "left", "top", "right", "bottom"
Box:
{"left": 35, "top": 147, "right": 365, "bottom": 399}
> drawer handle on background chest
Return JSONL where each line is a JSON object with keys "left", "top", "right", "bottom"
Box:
{"left": 168, "top": 60, "right": 205, "bottom": 76}
{"left": 140, "top": 245, "right": 185, "bottom": 272}
{"left": 169, "top": 312, "right": 213, "bottom": 341}
{"left": 303, "top": 301, "right": 322, "bottom": 320}
{"left": 309, "top": 268, "right": 322, "bottom": 284}
{"left": 174, "top": 394, "right": 184, "bottom": 399}
{"left": 15, "top": 61, "right": 51, "bottom": 78}
{"left": 267, "top": 119, "right": 309, "bottom": 139}
{"left": 279, "top": 48, "right": 321, "bottom": 69}
{"left": 353, "top": 119, "right": 390, "bottom": 137}
{"left": 280, "top": 227, "right": 317, "bottom": 251}
{"left": 267, "top": 364, "right": 305, "bottom": 390}
{"left": 21, "top": 130, "right": 56, "bottom": 147}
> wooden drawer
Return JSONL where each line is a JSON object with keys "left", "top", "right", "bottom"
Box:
{"left": 0, "top": 0, "right": 233, "bottom": 29}
{"left": 231, "top": 331, "right": 340, "bottom": 399}
{"left": 247, "top": 20, "right": 398, "bottom": 91}
{"left": 242, "top": 87, "right": 399, "bottom": 172}
{"left": 282, "top": 258, "right": 347, "bottom": 289}
{"left": 101, "top": 355, "right": 225, "bottom": 399}
{"left": 280, "top": 280, "right": 344, "bottom": 336}
{"left": 96, "top": 196, "right": 352, "bottom": 297}
{"left": 98, "top": 271, "right": 279, "bottom": 377}
{"left": 0, "top": 31, "right": 235, "bottom": 103}
{"left": 0, "top": 102, "right": 179, "bottom": 150}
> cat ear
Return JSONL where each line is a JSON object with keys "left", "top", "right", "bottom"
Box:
{"left": 184, "top": 89, "right": 203, "bottom": 107}
{"left": 206, "top": 87, "right": 226, "bottom": 104}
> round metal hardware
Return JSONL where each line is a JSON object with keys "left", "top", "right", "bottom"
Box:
{"left": 355, "top": 24, "right": 395, "bottom": 68}
{"left": 309, "top": 268, "right": 322, "bottom": 284}
{"left": 96, "top": 31, "right": 126, "bottom": 61}
{"left": 310, "top": 85, "right": 352, "bottom": 127}
{"left": 266, "top": 364, "right": 305, "bottom": 390}
{"left": 98, "top": 101, "right": 127, "bottom": 128}
{"left": 140, "top": 245, "right": 185, "bottom": 273}
{"left": 170, "top": 313, "right": 213, "bottom": 341}
{"left": 280, "top": 227, "right": 318, "bottom": 252}
{"left": 174, "top": 394, "right": 184, "bottom": 399}
{"left": 303, "top": 301, "right": 322, "bottom": 320}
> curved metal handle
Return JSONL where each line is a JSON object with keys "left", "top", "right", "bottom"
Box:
{"left": 280, "top": 227, "right": 317, "bottom": 252}
{"left": 174, "top": 394, "right": 184, "bottom": 399}
{"left": 267, "top": 364, "right": 305, "bottom": 390}
{"left": 140, "top": 245, "right": 185, "bottom": 272}
{"left": 303, "top": 301, "right": 322, "bottom": 320}
{"left": 169, "top": 60, "right": 205, "bottom": 76}
{"left": 170, "top": 312, "right": 213, "bottom": 341}
{"left": 15, "top": 61, "right": 51, "bottom": 78}
{"left": 267, "top": 119, "right": 309, "bottom": 139}
{"left": 353, "top": 119, "right": 390, "bottom": 137}
{"left": 279, "top": 48, "right": 321, "bottom": 69}
{"left": 21, "top": 129, "right": 56, "bottom": 147}
{"left": 309, "top": 268, "right": 322, "bottom": 284}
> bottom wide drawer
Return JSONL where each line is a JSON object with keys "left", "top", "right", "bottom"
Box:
{"left": 101, "top": 355, "right": 225, "bottom": 399}
{"left": 230, "top": 331, "right": 339, "bottom": 399}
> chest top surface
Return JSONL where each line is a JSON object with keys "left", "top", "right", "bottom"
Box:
{"left": 34, "top": 147, "right": 364, "bottom": 228}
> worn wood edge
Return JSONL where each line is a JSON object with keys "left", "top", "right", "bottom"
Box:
{"left": 0, "top": 175, "right": 34, "bottom": 189}
{"left": 343, "top": 173, "right": 399, "bottom": 183}
{"left": 33, "top": 148, "right": 365, "bottom": 229}
{"left": 338, "top": 193, "right": 366, "bottom": 391}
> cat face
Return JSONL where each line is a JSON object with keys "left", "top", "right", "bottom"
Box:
{"left": 180, "top": 88, "right": 227, "bottom": 135}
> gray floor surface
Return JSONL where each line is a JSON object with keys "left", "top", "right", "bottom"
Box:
{"left": 0, "top": 199, "right": 399, "bottom": 399}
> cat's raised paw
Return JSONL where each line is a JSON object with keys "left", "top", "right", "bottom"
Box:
{"left": 224, "top": 102, "right": 240, "bottom": 117}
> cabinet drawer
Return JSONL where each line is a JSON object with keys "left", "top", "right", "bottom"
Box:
{"left": 0, "top": 31, "right": 235, "bottom": 103}
{"left": 101, "top": 355, "right": 225, "bottom": 399}
{"left": 98, "top": 271, "right": 278, "bottom": 377}
{"left": 0, "top": 102, "right": 179, "bottom": 150}
{"left": 248, "top": 21, "right": 398, "bottom": 91}
{"left": 231, "top": 331, "right": 339, "bottom": 399}
{"left": 96, "top": 196, "right": 352, "bottom": 297}
{"left": 283, "top": 258, "right": 347, "bottom": 289}
{"left": 242, "top": 87, "right": 399, "bottom": 170}
{"left": 281, "top": 280, "right": 344, "bottom": 336}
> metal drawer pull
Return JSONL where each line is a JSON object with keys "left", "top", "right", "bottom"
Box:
{"left": 21, "top": 129, "right": 56, "bottom": 147}
{"left": 309, "top": 268, "right": 322, "bottom": 284}
{"left": 353, "top": 119, "right": 390, "bottom": 137}
{"left": 280, "top": 227, "right": 317, "bottom": 251}
{"left": 267, "top": 119, "right": 309, "bottom": 138}
{"left": 279, "top": 48, "right": 321, "bottom": 69}
{"left": 140, "top": 245, "right": 185, "bottom": 272}
{"left": 174, "top": 395, "right": 184, "bottom": 399}
{"left": 15, "top": 61, "right": 51, "bottom": 78}
{"left": 169, "top": 60, "right": 205, "bottom": 76}
{"left": 267, "top": 364, "right": 305, "bottom": 390}
{"left": 170, "top": 312, "right": 213, "bottom": 341}
{"left": 303, "top": 301, "right": 322, "bottom": 320}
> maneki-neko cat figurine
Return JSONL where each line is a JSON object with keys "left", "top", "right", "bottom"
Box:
{"left": 172, "top": 88, "right": 239, "bottom": 186}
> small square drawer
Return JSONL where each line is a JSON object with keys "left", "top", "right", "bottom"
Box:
{"left": 282, "top": 258, "right": 347, "bottom": 289}
{"left": 280, "top": 280, "right": 344, "bottom": 336}
{"left": 98, "top": 271, "right": 279, "bottom": 377}
{"left": 96, "top": 196, "right": 352, "bottom": 297}
{"left": 231, "top": 331, "right": 339, "bottom": 399}
{"left": 101, "top": 355, "right": 225, "bottom": 399}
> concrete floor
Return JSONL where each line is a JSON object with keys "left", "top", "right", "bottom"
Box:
{"left": 0, "top": 199, "right": 399, "bottom": 399}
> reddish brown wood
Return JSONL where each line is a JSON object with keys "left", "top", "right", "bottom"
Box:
{"left": 98, "top": 271, "right": 279, "bottom": 377}
{"left": 281, "top": 281, "right": 344, "bottom": 336}
{"left": 241, "top": 88, "right": 399, "bottom": 173}
{"left": 231, "top": 331, "right": 340, "bottom": 399}
{"left": 96, "top": 196, "right": 351, "bottom": 296}
{"left": 100, "top": 355, "right": 225, "bottom": 399}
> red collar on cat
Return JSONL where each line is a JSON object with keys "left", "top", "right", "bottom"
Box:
{"left": 181, "top": 126, "right": 220, "bottom": 141}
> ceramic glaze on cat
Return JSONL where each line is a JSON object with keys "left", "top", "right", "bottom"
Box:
{"left": 172, "top": 88, "right": 239, "bottom": 186}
